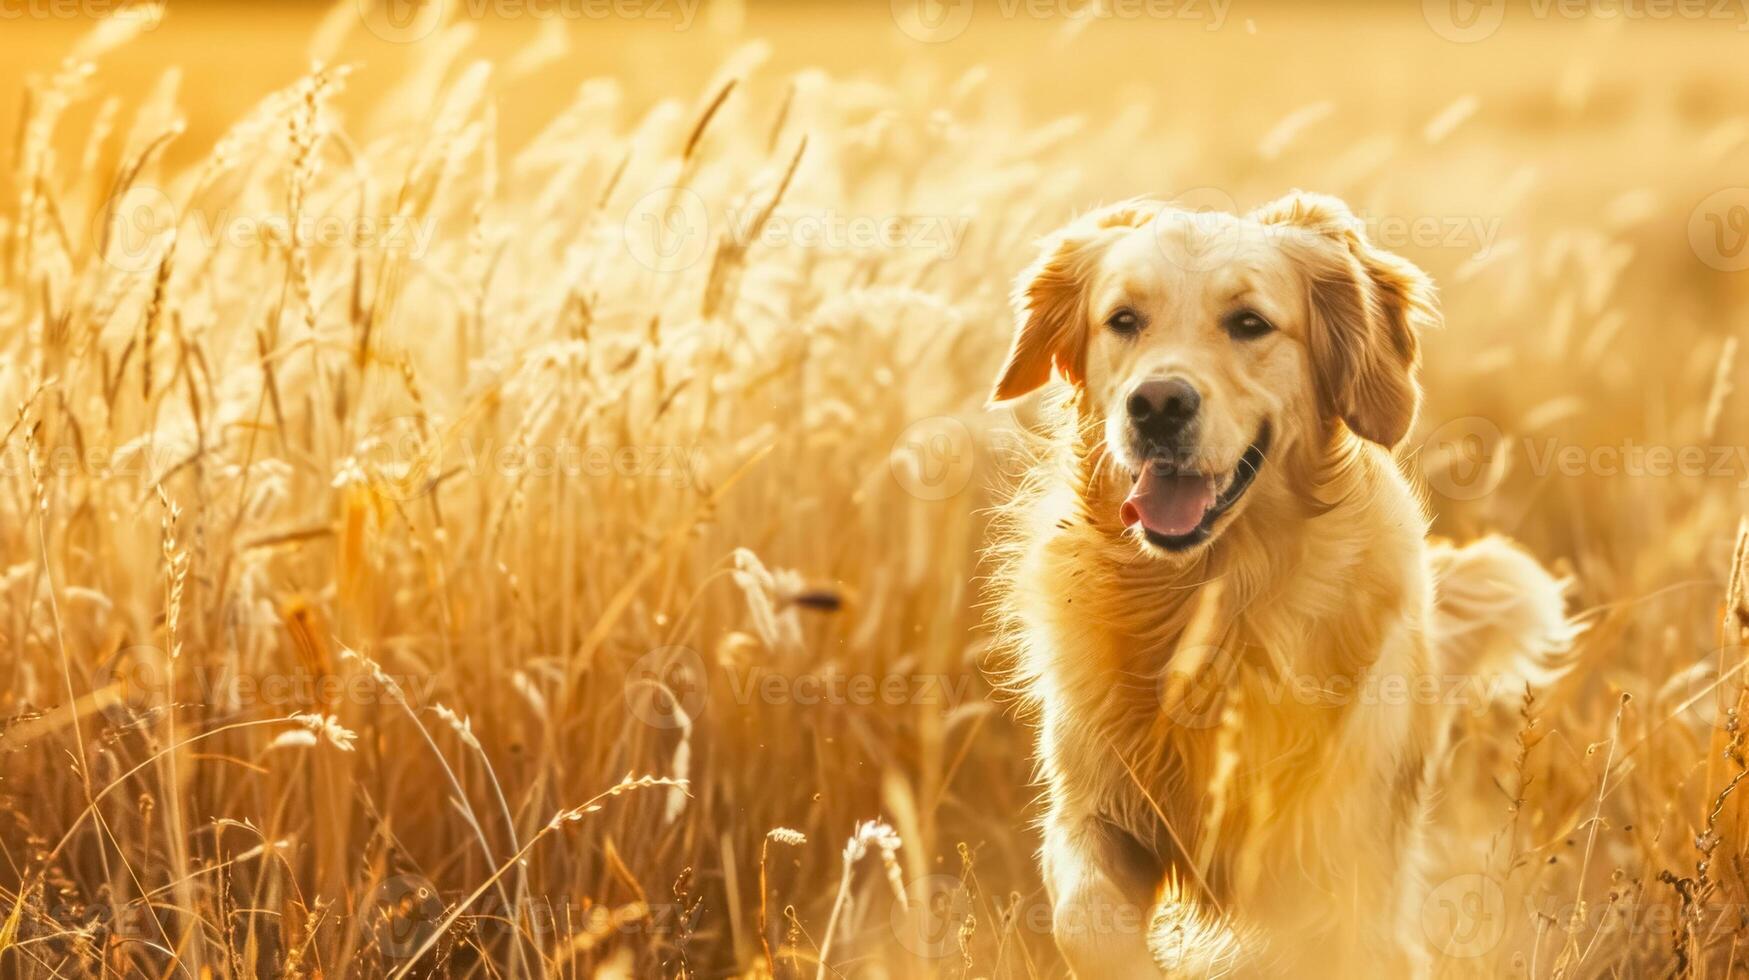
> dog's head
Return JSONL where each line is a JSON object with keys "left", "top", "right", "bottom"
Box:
{"left": 991, "top": 191, "right": 1439, "bottom": 557}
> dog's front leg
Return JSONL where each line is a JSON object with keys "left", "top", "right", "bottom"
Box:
{"left": 1041, "top": 815, "right": 1159, "bottom": 977}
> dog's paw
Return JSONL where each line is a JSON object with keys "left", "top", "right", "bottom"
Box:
{"left": 1146, "top": 892, "right": 1246, "bottom": 976}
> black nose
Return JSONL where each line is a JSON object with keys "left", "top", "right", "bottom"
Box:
{"left": 1127, "top": 378, "right": 1201, "bottom": 437}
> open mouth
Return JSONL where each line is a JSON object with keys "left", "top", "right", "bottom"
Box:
{"left": 1119, "top": 422, "right": 1272, "bottom": 552}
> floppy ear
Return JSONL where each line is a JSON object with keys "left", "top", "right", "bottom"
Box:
{"left": 1251, "top": 191, "right": 1440, "bottom": 449}
{"left": 989, "top": 200, "right": 1163, "bottom": 404}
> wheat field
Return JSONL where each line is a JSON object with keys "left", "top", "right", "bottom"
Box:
{"left": 2, "top": 1, "right": 1749, "bottom": 977}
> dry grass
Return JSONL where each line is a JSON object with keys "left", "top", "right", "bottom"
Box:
{"left": 1, "top": 2, "right": 1749, "bottom": 977}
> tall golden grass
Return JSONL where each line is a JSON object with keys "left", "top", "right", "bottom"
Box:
{"left": 1, "top": 2, "right": 1748, "bottom": 977}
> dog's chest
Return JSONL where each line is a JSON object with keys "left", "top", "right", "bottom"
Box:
{"left": 1039, "top": 556, "right": 1427, "bottom": 894}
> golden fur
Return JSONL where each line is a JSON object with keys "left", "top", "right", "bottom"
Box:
{"left": 988, "top": 193, "right": 1574, "bottom": 977}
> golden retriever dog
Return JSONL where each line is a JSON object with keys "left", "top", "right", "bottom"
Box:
{"left": 988, "top": 192, "right": 1574, "bottom": 978}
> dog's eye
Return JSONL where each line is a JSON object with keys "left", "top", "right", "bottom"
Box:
{"left": 1106, "top": 309, "right": 1143, "bottom": 335}
{"left": 1223, "top": 310, "right": 1275, "bottom": 340}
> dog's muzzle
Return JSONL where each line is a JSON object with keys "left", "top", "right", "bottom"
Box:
{"left": 1120, "top": 421, "right": 1272, "bottom": 552}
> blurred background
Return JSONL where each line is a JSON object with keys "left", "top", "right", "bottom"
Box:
{"left": 2, "top": 1, "right": 1748, "bottom": 977}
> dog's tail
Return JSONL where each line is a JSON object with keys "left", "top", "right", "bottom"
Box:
{"left": 1428, "top": 535, "right": 1580, "bottom": 705}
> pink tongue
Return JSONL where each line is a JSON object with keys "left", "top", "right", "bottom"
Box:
{"left": 1121, "top": 468, "right": 1214, "bottom": 537}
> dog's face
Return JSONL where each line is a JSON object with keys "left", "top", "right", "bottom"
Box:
{"left": 1079, "top": 212, "right": 1302, "bottom": 553}
{"left": 991, "top": 192, "right": 1439, "bottom": 557}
